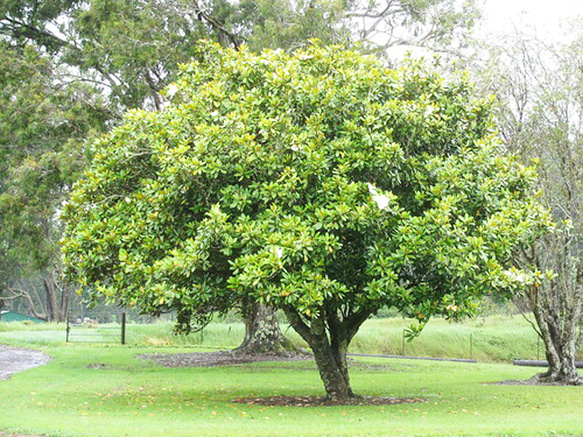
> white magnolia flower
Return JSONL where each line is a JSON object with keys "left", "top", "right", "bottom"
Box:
{"left": 166, "top": 84, "right": 178, "bottom": 98}
{"left": 367, "top": 183, "right": 391, "bottom": 210}
{"left": 504, "top": 269, "right": 527, "bottom": 283}
{"left": 273, "top": 246, "right": 283, "bottom": 258}
{"left": 374, "top": 194, "right": 391, "bottom": 210}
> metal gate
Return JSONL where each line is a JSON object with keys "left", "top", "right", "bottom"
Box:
{"left": 66, "top": 313, "right": 127, "bottom": 345}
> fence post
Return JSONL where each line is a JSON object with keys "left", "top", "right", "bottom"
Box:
{"left": 66, "top": 318, "right": 70, "bottom": 343}
{"left": 121, "top": 312, "right": 126, "bottom": 345}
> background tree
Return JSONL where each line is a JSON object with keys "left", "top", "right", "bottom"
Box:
{"left": 345, "top": 0, "right": 479, "bottom": 53}
{"left": 62, "top": 44, "right": 547, "bottom": 400}
{"left": 473, "top": 30, "right": 582, "bottom": 384}
{"left": 1, "top": 0, "right": 479, "bottom": 110}
{"left": 0, "top": 41, "right": 109, "bottom": 321}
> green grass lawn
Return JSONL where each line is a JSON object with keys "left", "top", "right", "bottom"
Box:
{"left": 0, "top": 317, "right": 581, "bottom": 436}
{"left": 0, "top": 345, "right": 581, "bottom": 437}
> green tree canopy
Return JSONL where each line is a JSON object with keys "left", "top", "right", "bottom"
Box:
{"left": 64, "top": 43, "right": 547, "bottom": 400}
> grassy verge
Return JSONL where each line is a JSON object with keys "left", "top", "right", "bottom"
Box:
{"left": 2, "top": 314, "right": 579, "bottom": 362}
{"left": 0, "top": 343, "right": 581, "bottom": 437}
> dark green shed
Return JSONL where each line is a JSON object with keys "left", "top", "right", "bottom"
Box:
{"left": 0, "top": 311, "right": 45, "bottom": 323}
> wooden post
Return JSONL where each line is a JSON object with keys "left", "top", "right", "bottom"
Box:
{"left": 121, "top": 312, "right": 126, "bottom": 345}
{"left": 66, "top": 318, "right": 70, "bottom": 343}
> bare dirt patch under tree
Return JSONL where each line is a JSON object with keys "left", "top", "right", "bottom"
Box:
{"left": 138, "top": 349, "right": 311, "bottom": 367}
{"left": 139, "top": 350, "right": 428, "bottom": 406}
{"left": 231, "top": 395, "right": 427, "bottom": 407}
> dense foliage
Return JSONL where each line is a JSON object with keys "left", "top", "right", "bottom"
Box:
{"left": 0, "top": 41, "right": 108, "bottom": 319}
{"left": 62, "top": 44, "right": 547, "bottom": 398}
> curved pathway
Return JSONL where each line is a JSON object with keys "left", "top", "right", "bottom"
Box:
{"left": 0, "top": 345, "right": 51, "bottom": 380}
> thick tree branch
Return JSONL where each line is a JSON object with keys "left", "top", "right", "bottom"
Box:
{"left": 189, "top": 0, "right": 242, "bottom": 49}
{"left": 282, "top": 305, "right": 314, "bottom": 346}
{"left": 0, "top": 287, "right": 46, "bottom": 320}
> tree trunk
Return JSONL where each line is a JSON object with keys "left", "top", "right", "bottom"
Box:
{"left": 514, "top": 208, "right": 582, "bottom": 386}
{"left": 311, "top": 333, "right": 354, "bottom": 400}
{"left": 530, "top": 286, "right": 582, "bottom": 385}
{"left": 536, "top": 333, "right": 581, "bottom": 385}
{"left": 42, "top": 271, "right": 68, "bottom": 323}
{"left": 282, "top": 306, "right": 371, "bottom": 401}
{"left": 58, "top": 285, "right": 71, "bottom": 322}
{"left": 43, "top": 276, "right": 58, "bottom": 322}
{"left": 235, "top": 302, "right": 297, "bottom": 356}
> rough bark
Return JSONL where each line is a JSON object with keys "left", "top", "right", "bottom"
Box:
{"left": 42, "top": 271, "right": 69, "bottom": 323}
{"left": 283, "top": 305, "right": 373, "bottom": 401}
{"left": 524, "top": 280, "right": 582, "bottom": 385}
{"left": 235, "top": 302, "right": 297, "bottom": 356}
{"left": 309, "top": 317, "right": 354, "bottom": 400}
{"left": 0, "top": 286, "right": 47, "bottom": 320}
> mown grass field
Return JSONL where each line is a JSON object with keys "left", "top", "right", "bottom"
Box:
{"left": 0, "top": 316, "right": 581, "bottom": 436}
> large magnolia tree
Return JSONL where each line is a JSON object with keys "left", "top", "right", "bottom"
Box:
{"left": 62, "top": 44, "right": 547, "bottom": 400}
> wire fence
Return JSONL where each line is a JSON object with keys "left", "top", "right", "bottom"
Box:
{"left": 66, "top": 313, "right": 126, "bottom": 345}
{"left": 61, "top": 317, "right": 581, "bottom": 365}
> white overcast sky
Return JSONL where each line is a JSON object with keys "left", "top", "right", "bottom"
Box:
{"left": 479, "top": 0, "right": 583, "bottom": 41}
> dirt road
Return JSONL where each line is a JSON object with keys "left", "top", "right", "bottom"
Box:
{"left": 0, "top": 345, "right": 51, "bottom": 380}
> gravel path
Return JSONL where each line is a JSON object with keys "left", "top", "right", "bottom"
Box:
{"left": 0, "top": 345, "right": 51, "bottom": 380}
